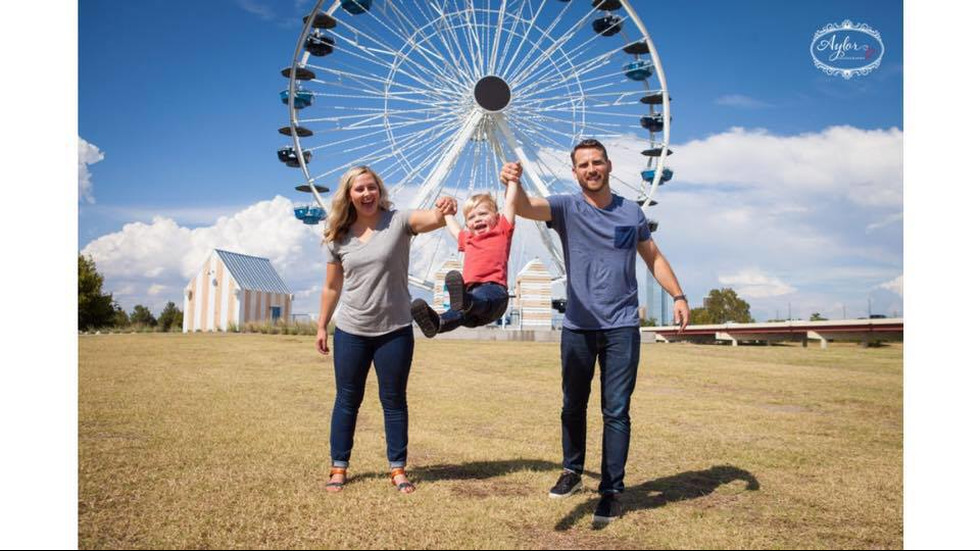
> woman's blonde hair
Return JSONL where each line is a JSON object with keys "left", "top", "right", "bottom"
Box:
{"left": 462, "top": 193, "right": 498, "bottom": 217}
{"left": 323, "top": 165, "right": 393, "bottom": 243}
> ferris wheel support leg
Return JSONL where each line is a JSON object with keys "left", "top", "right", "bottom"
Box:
{"left": 491, "top": 114, "right": 552, "bottom": 199}
{"left": 491, "top": 114, "right": 566, "bottom": 277}
{"left": 408, "top": 275, "right": 431, "bottom": 290}
{"left": 409, "top": 109, "right": 485, "bottom": 210}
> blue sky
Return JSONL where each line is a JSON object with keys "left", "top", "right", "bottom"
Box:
{"left": 78, "top": 0, "right": 903, "bottom": 321}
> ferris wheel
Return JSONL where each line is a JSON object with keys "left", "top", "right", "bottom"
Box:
{"left": 280, "top": 0, "right": 673, "bottom": 290}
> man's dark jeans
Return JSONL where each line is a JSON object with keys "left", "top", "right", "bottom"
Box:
{"left": 560, "top": 326, "right": 641, "bottom": 494}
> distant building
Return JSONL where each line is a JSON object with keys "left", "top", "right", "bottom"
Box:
{"left": 644, "top": 270, "right": 658, "bottom": 323}
{"left": 515, "top": 258, "right": 552, "bottom": 328}
{"left": 427, "top": 257, "right": 556, "bottom": 329}
{"left": 431, "top": 258, "right": 463, "bottom": 314}
{"left": 183, "top": 249, "right": 293, "bottom": 332}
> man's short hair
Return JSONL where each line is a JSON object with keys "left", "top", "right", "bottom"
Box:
{"left": 570, "top": 138, "right": 608, "bottom": 164}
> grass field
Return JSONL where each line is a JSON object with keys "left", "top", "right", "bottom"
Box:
{"left": 78, "top": 333, "right": 902, "bottom": 549}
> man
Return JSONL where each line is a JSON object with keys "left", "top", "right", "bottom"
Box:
{"left": 500, "top": 139, "right": 689, "bottom": 524}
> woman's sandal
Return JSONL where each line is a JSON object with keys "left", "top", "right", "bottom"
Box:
{"left": 325, "top": 467, "right": 347, "bottom": 492}
{"left": 390, "top": 467, "right": 415, "bottom": 494}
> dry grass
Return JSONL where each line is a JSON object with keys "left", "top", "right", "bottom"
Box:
{"left": 79, "top": 334, "right": 902, "bottom": 549}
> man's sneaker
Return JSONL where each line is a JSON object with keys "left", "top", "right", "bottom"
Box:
{"left": 548, "top": 471, "right": 582, "bottom": 498}
{"left": 445, "top": 270, "right": 469, "bottom": 312}
{"left": 592, "top": 493, "right": 624, "bottom": 524}
{"left": 411, "top": 299, "right": 440, "bottom": 338}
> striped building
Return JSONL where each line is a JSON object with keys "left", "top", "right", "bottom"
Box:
{"left": 183, "top": 249, "right": 292, "bottom": 332}
{"left": 430, "top": 258, "right": 463, "bottom": 314}
{"left": 515, "top": 258, "right": 552, "bottom": 328}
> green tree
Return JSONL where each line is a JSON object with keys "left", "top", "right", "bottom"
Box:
{"left": 810, "top": 312, "right": 828, "bottom": 321}
{"left": 112, "top": 305, "right": 129, "bottom": 328}
{"left": 130, "top": 304, "right": 157, "bottom": 327}
{"left": 700, "top": 288, "right": 753, "bottom": 324}
{"left": 689, "top": 307, "right": 713, "bottom": 325}
{"left": 158, "top": 302, "right": 183, "bottom": 332}
{"left": 78, "top": 254, "right": 115, "bottom": 330}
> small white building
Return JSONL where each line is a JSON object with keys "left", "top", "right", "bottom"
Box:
{"left": 183, "top": 249, "right": 293, "bottom": 332}
{"left": 430, "top": 258, "right": 463, "bottom": 313}
{"left": 515, "top": 258, "right": 552, "bottom": 328}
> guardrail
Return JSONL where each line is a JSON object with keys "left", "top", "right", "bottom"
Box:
{"left": 641, "top": 318, "right": 903, "bottom": 348}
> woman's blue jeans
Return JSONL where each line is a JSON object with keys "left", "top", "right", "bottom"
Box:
{"left": 330, "top": 325, "right": 414, "bottom": 468}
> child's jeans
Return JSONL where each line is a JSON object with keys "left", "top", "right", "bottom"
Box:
{"left": 439, "top": 282, "right": 509, "bottom": 332}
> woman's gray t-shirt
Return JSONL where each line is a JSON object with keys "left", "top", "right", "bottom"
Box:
{"left": 326, "top": 209, "right": 416, "bottom": 336}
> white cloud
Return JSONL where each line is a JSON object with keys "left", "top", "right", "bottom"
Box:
{"left": 78, "top": 137, "right": 104, "bottom": 204}
{"left": 718, "top": 268, "right": 796, "bottom": 298}
{"left": 866, "top": 212, "right": 903, "bottom": 233}
{"left": 236, "top": 0, "right": 308, "bottom": 27}
{"left": 292, "top": 284, "right": 321, "bottom": 300}
{"left": 115, "top": 284, "right": 136, "bottom": 296}
{"left": 147, "top": 284, "right": 168, "bottom": 296}
{"left": 538, "top": 126, "right": 901, "bottom": 210}
{"left": 667, "top": 125, "right": 903, "bottom": 208}
{"left": 236, "top": 0, "right": 275, "bottom": 20}
{"left": 81, "top": 196, "right": 327, "bottom": 313}
{"left": 878, "top": 274, "right": 903, "bottom": 297}
{"left": 714, "top": 94, "right": 771, "bottom": 108}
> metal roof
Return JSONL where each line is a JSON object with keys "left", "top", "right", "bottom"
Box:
{"left": 517, "top": 258, "right": 549, "bottom": 277}
{"left": 215, "top": 249, "right": 291, "bottom": 294}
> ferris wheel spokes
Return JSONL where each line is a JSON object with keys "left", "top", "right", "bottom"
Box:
{"left": 504, "top": 4, "right": 607, "bottom": 87}
{"left": 491, "top": 114, "right": 566, "bottom": 276}
{"left": 406, "top": 109, "right": 484, "bottom": 211}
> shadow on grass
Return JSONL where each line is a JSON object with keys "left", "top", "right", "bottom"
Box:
{"left": 414, "top": 459, "right": 600, "bottom": 482}
{"left": 555, "top": 465, "right": 760, "bottom": 531}
{"left": 338, "top": 459, "right": 595, "bottom": 485}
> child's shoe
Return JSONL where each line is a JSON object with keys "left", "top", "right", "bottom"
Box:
{"left": 411, "top": 299, "right": 440, "bottom": 338}
{"left": 445, "top": 270, "right": 469, "bottom": 312}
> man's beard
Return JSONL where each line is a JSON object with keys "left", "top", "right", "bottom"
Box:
{"left": 578, "top": 175, "right": 608, "bottom": 192}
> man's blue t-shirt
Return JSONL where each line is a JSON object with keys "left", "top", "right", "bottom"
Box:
{"left": 547, "top": 193, "right": 651, "bottom": 330}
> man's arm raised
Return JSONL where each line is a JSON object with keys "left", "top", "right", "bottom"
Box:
{"left": 500, "top": 162, "right": 551, "bottom": 222}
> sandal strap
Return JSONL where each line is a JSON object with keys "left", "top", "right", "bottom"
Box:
{"left": 330, "top": 467, "right": 347, "bottom": 476}
{"left": 390, "top": 468, "right": 414, "bottom": 492}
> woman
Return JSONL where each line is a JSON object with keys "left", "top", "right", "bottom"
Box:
{"left": 315, "top": 165, "right": 455, "bottom": 494}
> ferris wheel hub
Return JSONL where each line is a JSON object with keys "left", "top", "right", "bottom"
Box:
{"left": 473, "top": 75, "right": 511, "bottom": 112}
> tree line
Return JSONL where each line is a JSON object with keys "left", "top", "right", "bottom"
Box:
{"left": 83, "top": 253, "right": 828, "bottom": 331}
{"left": 677, "top": 289, "right": 831, "bottom": 325}
{"left": 78, "top": 254, "right": 183, "bottom": 331}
